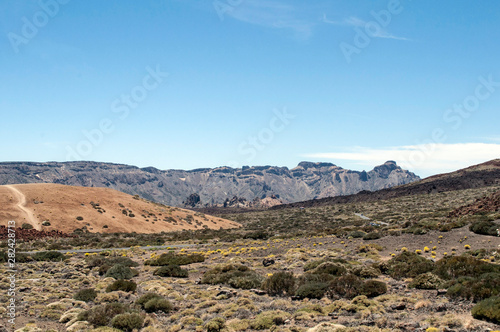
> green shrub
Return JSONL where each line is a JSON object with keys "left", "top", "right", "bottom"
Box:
{"left": 352, "top": 265, "right": 381, "bottom": 279}
{"left": 349, "top": 230, "right": 367, "bottom": 238}
{"left": 409, "top": 272, "right": 443, "bottom": 290}
{"left": 470, "top": 221, "right": 498, "bottom": 236}
{"left": 105, "top": 264, "right": 134, "bottom": 280}
{"left": 76, "top": 216, "right": 84, "bottom": 221}
{"left": 363, "top": 232, "right": 382, "bottom": 240}
{"left": 471, "top": 296, "right": 500, "bottom": 324}
{"left": 21, "top": 223, "right": 33, "bottom": 229}
{"left": 202, "top": 264, "right": 263, "bottom": 290}
{"left": 434, "top": 255, "right": 500, "bottom": 280}
{"left": 309, "top": 262, "right": 347, "bottom": 276}
{"left": 145, "top": 252, "right": 205, "bottom": 266}
{"left": 136, "top": 293, "right": 162, "bottom": 308}
{"left": 205, "top": 317, "right": 226, "bottom": 332}
{"left": 143, "top": 297, "right": 173, "bottom": 313}
{"left": 382, "top": 251, "right": 434, "bottom": 279}
{"left": 78, "top": 302, "right": 128, "bottom": 327}
{"left": 327, "top": 274, "right": 364, "bottom": 300}
{"left": 446, "top": 273, "right": 500, "bottom": 302}
{"left": 361, "top": 280, "right": 387, "bottom": 297}
{"left": 33, "top": 251, "right": 66, "bottom": 262}
{"left": 154, "top": 265, "right": 188, "bottom": 278}
{"left": 250, "top": 310, "right": 289, "bottom": 330}
{"left": 106, "top": 280, "right": 137, "bottom": 293}
{"left": 74, "top": 288, "right": 97, "bottom": 302}
{"left": 110, "top": 313, "right": 144, "bottom": 332}
{"left": 295, "top": 282, "right": 328, "bottom": 299}
{"left": 261, "top": 272, "right": 296, "bottom": 296}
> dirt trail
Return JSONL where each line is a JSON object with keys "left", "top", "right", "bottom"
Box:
{"left": 5, "top": 185, "right": 40, "bottom": 230}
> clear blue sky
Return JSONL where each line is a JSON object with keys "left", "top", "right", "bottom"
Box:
{"left": 1, "top": 0, "right": 500, "bottom": 177}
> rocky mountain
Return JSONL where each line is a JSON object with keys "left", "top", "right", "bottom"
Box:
{"left": 271, "top": 159, "right": 500, "bottom": 210}
{"left": 0, "top": 161, "right": 420, "bottom": 207}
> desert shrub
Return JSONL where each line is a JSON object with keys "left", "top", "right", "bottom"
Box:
{"left": 352, "top": 265, "right": 381, "bottom": 278}
{"left": 145, "top": 252, "right": 205, "bottom": 266}
{"left": 110, "top": 313, "right": 144, "bottom": 332}
{"left": 361, "top": 280, "right": 387, "bottom": 297}
{"left": 154, "top": 265, "right": 188, "bottom": 278}
{"left": 295, "top": 282, "right": 328, "bottom": 299}
{"left": 76, "top": 216, "right": 84, "bottom": 221}
{"left": 74, "top": 288, "right": 97, "bottom": 302}
{"left": 108, "top": 256, "right": 139, "bottom": 267}
{"left": 33, "top": 251, "right": 66, "bottom": 262}
{"left": 363, "top": 232, "right": 382, "bottom": 240}
{"left": 105, "top": 264, "right": 134, "bottom": 280}
{"left": 136, "top": 292, "right": 173, "bottom": 313}
{"left": 261, "top": 272, "right": 296, "bottom": 296}
{"left": 327, "top": 274, "right": 364, "bottom": 300}
{"left": 409, "top": 272, "right": 443, "bottom": 290}
{"left": 78, "top": 302, "right": 128, "bottom": 327}
{"left": 250, "top": 310, "right": 289, "bottom": 330}
{"left": 309, "top": 262, "right": 347, "bottom": 276}
{"left": 244, "top": 230, "right": 270, "bottom": 240}
{"left": 446, "top": 272, "right": 500, "bottom": 301}
{"left": 136, "top": 293, "right": 162, "bottom": 307}
{"left": 205, "top": 317, "right": 226, "bottom": 332}
{"left": 382, "top": 251, "right": 434, "bottom": 279}
{"left": 349, "top": 230, "right": 367, "bottom": 238}
{"left": 143, "top": 297, "right": 173, "bottom": 313}
{"left": 297, "top": 272, "right": 335, "bottom": 286}
{"left": 470, "top": 220, "right": 498, "bottom": 236}
{"left": 0, "top": 252, "right": 32, "bottom": 263}
{"left": 106, "top": 280, "right": 137, "bottom": 293}
{"left": 42, "top": 221, "right": 51, "bottom": 226}
{"left": 202, "top": 264, "right": 263, "bottom": 289}
{"left": 89, "top": 256, "right": 138, "bottom": 276}
{"left": 434, "top": 255, "right": 500, "bottom": 280}
{"left": 471, "top": 296, "right": 500, "bottom": 324}
{"left": 21, "top": 223, "right": 33, "bottom": 229}
{"left": 303, "top": 258, "right": 347, "bottom": 272}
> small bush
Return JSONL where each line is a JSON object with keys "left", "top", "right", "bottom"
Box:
{"left": 382, "top": 251, "right": 434, "bottom": 279}
{"left": 446, "top": 272, "right": 500, "bottom": 301}
{"left": 363, "top": 232, "right": 382, "bottom": 240}
{"left": 409, "top": 272, "right": 443, "bottom": 290}
{"left": 74, "top": 288, "right": 97, "bottom": 302}
{"left": 250, "top": 310, "right": 289, "bottom": 330}
{"left": 110, "top": 313, "right": 144, "bottom": 332}
{"left": 106, "top": 280, "right": 137, "bottom": 293}
{"left": 434, "top": 255, "right": 500, "bottom": 280}
{"left": 327, "top": 274, "right": 364, "bottom": 300}
{"left": 303, "top": 258, "right": 347, "bottom": 272}
{"left": 310, "top": 262, "right": 347, "bottom": 276}
{"left": 295, "top": 282, "right": 328, "bottom": 299}
{"left": 33, "top": 251, "right": 66, "bottom": 262}
{"left": 349, "top": 230, "right": 367, "bottom": 238}
{"left": 145, "top": 252, "right": 205, "bottom": 266}
{"left": 361, "top": 280, "right": 387, "bottom": 297}
{"left": 261, "top": 272, "right": 296, "bottom": 296}
{"left": 154, "top": 265, "right": 188, "bottom": 278}
{"left": 143, "top": 297, "right": 173, "bottom": 313}
{"left": 76, "top": 216, "right": 84, "bottom": 221}
{"left": 471, "top": 296, "right": 500, "bottom": 324}
{"left": 202, "top": 264, "right": 263, "bottom": 290}
{"left": 470, "top": 221, "right": 498, "bottom": 236}
{"left": 105, "top": 264, "right": 134, "bottom": 280}
{"left": 136, "top": 293, "right": 162, "bottom": 307}
{"left": 21, "top": 223, "right": 33, "bottom": 229}
{"left": 205, "top": 317, "right": 226, "bottom": 332}
{"left": 79, "top": 302, "right": 127, "bottom": 327}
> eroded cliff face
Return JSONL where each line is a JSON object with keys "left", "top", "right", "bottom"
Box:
{"left": 0, "top": 160, "right": 420, "bottom": 207}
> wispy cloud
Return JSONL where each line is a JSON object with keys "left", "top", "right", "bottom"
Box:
{"left": 225, "top": 0, "right": 315, "bottom": 40}
{"left": 303, "top": 143, "right": 500, "bottom": 177}
{"left": 322, "top": 14, "right": 409, "bottom": 41}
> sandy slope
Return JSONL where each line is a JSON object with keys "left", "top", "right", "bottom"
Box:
{"left": 0, "top": 183, "right": 240, "bottom": 234}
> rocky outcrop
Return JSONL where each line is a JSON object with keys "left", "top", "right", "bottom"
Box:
{"left": 0, "top": 161, "right": 420, "bottom": 207}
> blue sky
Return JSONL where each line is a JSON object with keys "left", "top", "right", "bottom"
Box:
{"left": 1, "top": 0, "right": 499, "bottom": 178}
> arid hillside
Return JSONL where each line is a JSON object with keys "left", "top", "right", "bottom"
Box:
{"left": 0, "top": 183, "right": 240, "bottom": 234}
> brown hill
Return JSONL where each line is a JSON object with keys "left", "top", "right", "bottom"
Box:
{"left": 448, "top": 190, "right": 500, "bottom": 218}
{"left": 0, "top": 184, "right": 240, "bottom": 234}
{"left": 271, "top": 159, "right": 500, "bottom": 210}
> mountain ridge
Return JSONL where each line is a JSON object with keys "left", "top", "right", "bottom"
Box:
{"left": 0, "top": 160, "right": 420, "bottom": 207}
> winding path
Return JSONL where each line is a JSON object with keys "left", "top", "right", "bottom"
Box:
{"left": 5, "top": 185, "right": 40, "bottom": 230}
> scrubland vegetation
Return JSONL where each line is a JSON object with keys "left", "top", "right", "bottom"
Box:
{"left": 1, "top": 186, "right": 500, "bottom": 331}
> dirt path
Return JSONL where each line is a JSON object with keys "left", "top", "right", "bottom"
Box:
{"left": 5, "top": 185, "right": 41, "bottom": 230}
